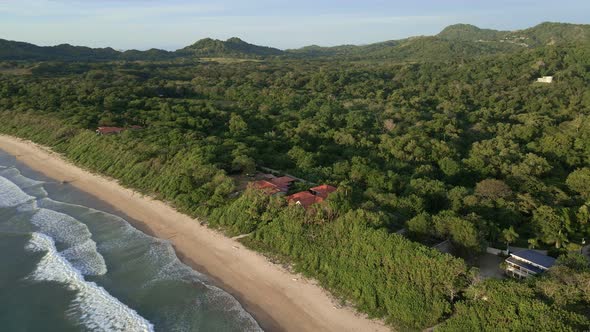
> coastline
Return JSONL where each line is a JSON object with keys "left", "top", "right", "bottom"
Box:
{"left": 0, "top": 134, "right": 389, "bottom": 332}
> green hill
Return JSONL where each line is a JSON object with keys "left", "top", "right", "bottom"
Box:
{"left": 0, "top": 39, "right": 176, "bottom": 61}
{"left": 177, "top": 37, "right": 283, "bottom": 58}
{"left": 0, "top": 22, "right": 588, "bottom": 62}
{"left": 287, "top": 22, "right": 590, "bottom": 61}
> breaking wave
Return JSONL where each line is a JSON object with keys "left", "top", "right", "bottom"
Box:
{"left": 0, "top": 174, "right": 35, "bottom": 207}
{"left": 26, "top": 233, "right": 154, "bottom": 332}
{"left": 0, "top": 162, "right": 262, "bottom": 331}
{"left": 31, "top": 207, "right": 107, "bottom": 276}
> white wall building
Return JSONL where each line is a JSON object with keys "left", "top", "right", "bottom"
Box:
{"left": 537, "top": 76, "right": 553, "bottom": 83}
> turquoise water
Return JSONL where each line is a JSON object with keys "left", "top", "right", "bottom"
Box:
{"left": 0, "top": 150, "right": 262, "bottom": 332}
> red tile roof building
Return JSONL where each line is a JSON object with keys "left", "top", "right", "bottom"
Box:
{"left": 251, "top": 180, "right": 282, "bottom": 195}
{"left": 96, "top": 127, "right": 125, "bottom": 135}
{"left": 251, "top": 175, "right": 296, "bottom": 195}
{"left": 287, "top": 184, "right": 337, "bottom": 209}
{"left": 309, "top": 184, "right": 337, "bottom": 199}
{"left": 286, "top": 191, "right": 324, "bottom": 209}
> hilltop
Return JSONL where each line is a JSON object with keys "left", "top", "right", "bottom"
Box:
{"left": 287, "top": 22, "right": 590, "bottom": 60}
{"left": 0, "top": 22, "right": 588, "bottom": 62}
{"left": 177, "top": 37, "right": 283, "bottom": 58}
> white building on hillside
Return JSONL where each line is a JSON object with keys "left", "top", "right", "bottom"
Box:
{"left": 537, "top": 76, "right": 553, "bottom": 83}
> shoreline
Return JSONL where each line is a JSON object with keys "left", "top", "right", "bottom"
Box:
{"left": 0, "top": 135, "right": 389, "bottom": 332}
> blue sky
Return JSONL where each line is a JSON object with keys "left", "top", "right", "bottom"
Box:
{"left": 0, "top": 0, "right": 588, "bottom": 50}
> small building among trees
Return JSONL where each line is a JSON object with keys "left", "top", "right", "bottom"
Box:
{"left": 250, "top": 174, "right": 296, "bottom": 195}
{"left": 536, "top": 76, "right": 553, "bottom": 83}
{"left": 287, "top": 184, "right": 337, "bottom": 209}
{"left": 504, "top": 249, "right": 556, "bottom": 279}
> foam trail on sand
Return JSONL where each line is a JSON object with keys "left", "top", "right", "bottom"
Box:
{"left": 26, "top": 232, "right": 154, "bottom": 332}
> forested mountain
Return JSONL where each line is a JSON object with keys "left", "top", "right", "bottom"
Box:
{"left": 287, "top": 22, "right": 590, "bottom": 60}
{"left": 0, "top": 37, "right": 282, "bottom": 61}
{"left": 1, "top": 22, "right": 588, "bottom": 62}
{"left": 0, "top": 38, "right": 176, "bottom": 61}
{"left": 1, "top": 22, "right": 590, "bottom": 331}
{"left": 439, "top": 22, "right": 590, "bottom": 46}
{"left": 0, "top": 39, "right": 122, "bottom": 61}
{"left": 177, "top": 37, "right": 284, "bottom": 57}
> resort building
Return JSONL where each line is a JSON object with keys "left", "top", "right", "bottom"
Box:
{"left": 251, "top": 175, "right": 296, "bottom": 195}
{"left": 309, "top": 184, "right": 337, "bottom": 199}
{"left": 505, "top": 249, "right": 556, "bottom": 279}
{"left": 286, "top": 191, "right": 324, "bottom": 209}
{"left": 287, "top": 184, "right": 337, "bottom": 209}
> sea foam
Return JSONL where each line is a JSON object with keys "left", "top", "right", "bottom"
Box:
{"left": 3, "top": 170, "right": 262, "bottom": 331}
{"left": 40, "top": 198, "right": 263, "bottom": 331}
{"left": 31, "top": 208, "right": 107, "bottom": 276}
{"left": 0, "top": 175, "right": 34, "bottom": 207}
{"left": 0, "top": 167, "right": 48, "bottom": 197}
{"left": 26, "top": 233, "right": 154, "bottom": 332}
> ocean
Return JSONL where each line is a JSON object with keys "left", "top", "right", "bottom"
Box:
{"left": 0, "top": 149, "right": 262, "bottom": 332}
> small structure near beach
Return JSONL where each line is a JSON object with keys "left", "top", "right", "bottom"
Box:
{"left": 96, "top": 126, "right": 125, "bottom": 135}
{"left": 309, "top": 184, "right": 337, "bottom": 199}
{"left": 504, "top": 249, "right": 555, "bottom": 279}
{"left": 287, "top": 184, "right": 337, "bottom": 209}
{"left": 250, "top": 174, "right": 296, "bottom": 195}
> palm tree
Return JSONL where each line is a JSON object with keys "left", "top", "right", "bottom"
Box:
{"left": 528, "top": 238, "right": 539, "bottom": 249}
{"left": 502, "top": 226, "right": 519, "bottom": 253}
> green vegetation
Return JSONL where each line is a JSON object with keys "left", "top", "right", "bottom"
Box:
{"left": 0, "top": 22, "right": 589, "bottom": 331}
{"left": 438, "top": 253, "right": 590, "bottom": 331}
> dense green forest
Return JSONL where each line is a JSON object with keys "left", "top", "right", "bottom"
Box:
{"left": 0, "top": 22, "right": 589, "bottom": 330}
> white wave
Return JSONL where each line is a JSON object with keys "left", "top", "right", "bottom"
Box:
{"left": 0, "top": 168, "right": 48, "bottom": 198}
{"left": 36, "top": 198, "right": 262, "bottom": 331}
{"left": 26, "top": 233, "right": 154, "bottom": 332}
{"left": 0, "top": 175, "right": 35, "bottom": 207}
{"left": 17, "top": 200, "right": 39, "bottom": 212}
{"left": 31, "top": 208, "right": 107, "bottom": 276}
{"left": 0, "top": 167, "right": 44, "bottom": 188}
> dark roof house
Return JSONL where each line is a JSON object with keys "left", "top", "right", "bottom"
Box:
{"left": 505, "top": 249, "right": 556, "bottom": 279}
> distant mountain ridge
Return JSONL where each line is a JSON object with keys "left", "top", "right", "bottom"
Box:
{"left": 287, "top": 22, "right": 590, "bottom": 60}
{"left": 0, "top": 22, "right": 588, "bottom": 62}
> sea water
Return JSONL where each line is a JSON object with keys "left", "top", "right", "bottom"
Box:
{"left": 0, "top": 150, "right": 262, "bottom": 332}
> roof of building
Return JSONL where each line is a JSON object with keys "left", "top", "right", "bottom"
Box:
{"left": 96, "top": 126, "right": 125, "bottom": 134}
{"left": 286, "top": 191, "right": 323, "bottom": 209}
{"left": 251, "top": 180, "right": 281, "bottom": 194}
{"left": 510, "top": 250, "right": 556, "bottom": 269}
{"left": 506, "top": 256, "right": 545, "bottom": 274}
{"left": 272, "top": 176, "right": 296, "bottom": 185}
{"left": 309, "top": 184, "right": 337, "bottom": 199}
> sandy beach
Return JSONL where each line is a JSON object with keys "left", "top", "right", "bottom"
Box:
{"left": 0, "top": 134, "right": 389, "bottom": 332}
